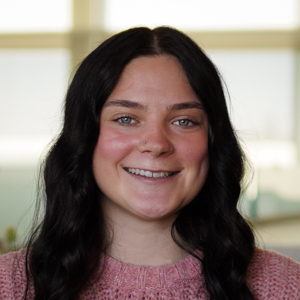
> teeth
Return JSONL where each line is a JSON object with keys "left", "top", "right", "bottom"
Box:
{"left": 126, "top": 168, "right": 173, "bottom": 178}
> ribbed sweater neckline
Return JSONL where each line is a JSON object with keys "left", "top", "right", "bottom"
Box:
{"left": 101, "top": 253, "right": 203, "bottom": 289}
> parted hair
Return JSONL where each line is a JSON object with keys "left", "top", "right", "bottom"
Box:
{"left": 25, "top": 26, "right": 255, "bottom": 300}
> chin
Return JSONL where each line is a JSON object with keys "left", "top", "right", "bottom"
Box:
{"left": 130, "top": 201, "right": 180, "bottom": 221}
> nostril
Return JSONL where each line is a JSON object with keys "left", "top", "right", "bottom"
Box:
{"left": 137, "top": 137, "right": 174, "bottom": 156}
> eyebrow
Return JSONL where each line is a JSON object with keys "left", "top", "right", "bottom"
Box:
{"left": 168, "top": 102, "right": 203, "bottom": 111}
{"left": 103, "top": 100, "right": 147, "bottom": 110}
{"left": 103, "top": 99, "right": 203, "bottom": 111}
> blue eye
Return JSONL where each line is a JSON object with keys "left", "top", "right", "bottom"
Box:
{"left": 117, "top": 116, "right": 134, "bottom": 125}
{"left": 174, "top": 119, "right": 193, "bottom": 127}
{"left": 179, "top": 119, "right": 190, "bottom": 126}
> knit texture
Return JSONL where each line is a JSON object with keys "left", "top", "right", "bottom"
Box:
{"left": 0, "top": 248, "right": 299, "bottom": 299}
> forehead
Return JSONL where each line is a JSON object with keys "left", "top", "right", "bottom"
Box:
{"left": 106, "top": 55, "right": 200, "bottom": 106}
{"left": 120, "top": 55, "right": 188, "bottom": 86}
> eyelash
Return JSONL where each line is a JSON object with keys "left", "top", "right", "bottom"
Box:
{"left": 114, "top": 115, "right": 197, "bottom": 128}
{"left": 173, "top": 119, "right": 197, "bottom": 127}
{"left": 114, "top": 116, "right": 136, "bottom": 126}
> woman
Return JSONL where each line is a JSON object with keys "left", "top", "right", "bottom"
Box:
{"left": 0, "top": 26, "right": 299, "bottom": 300}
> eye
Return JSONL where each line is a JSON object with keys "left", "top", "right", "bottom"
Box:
{"left": 116, "top": 116, "right": 136, "bottom": 125}
{"left": 173, "top": 119, "right": 194, "bottom": 127}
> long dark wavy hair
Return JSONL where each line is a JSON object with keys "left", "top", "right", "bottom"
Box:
{"left": 25, "top": 26, "right": 255, "bottom": 300}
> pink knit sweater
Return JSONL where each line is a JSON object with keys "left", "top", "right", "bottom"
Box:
{"left": 0, "top": 248, "right": 299, "bottom": 299}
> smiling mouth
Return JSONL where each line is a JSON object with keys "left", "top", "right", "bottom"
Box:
{"left": 124, "top": 167, "right": 177, "bottom": 178}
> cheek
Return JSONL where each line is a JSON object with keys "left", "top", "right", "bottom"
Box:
{"left": 181, "top": 135, "right": 209, "bottom": 201}
{"left": 93, "top": 126, "right": 135, "bottom": 176}
{"left": 92, "top": 127, "right": 132, "bottom": 192}
{"left": 93, "top": 126, "right": 134, "bottom": 163}
{"left": 177, "top": 133, "right": 209, "bottom": 168}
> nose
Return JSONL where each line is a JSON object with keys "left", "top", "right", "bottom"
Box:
{"left": 137, "top": 123, "right": 174, "bottom": 156}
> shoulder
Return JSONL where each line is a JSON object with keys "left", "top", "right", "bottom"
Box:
{"left": 247, "top": 248, "right": 300, "bottom": 300}
{"left": 0, "top": 249, "right": 30, "bottom": 299}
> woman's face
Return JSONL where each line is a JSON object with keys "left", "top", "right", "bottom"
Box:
{"left": 93, "top": 55, "right": 209, "bottom": 222}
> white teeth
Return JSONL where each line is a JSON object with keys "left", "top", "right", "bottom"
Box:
{"left": 126, "top": 168, "right": 173, "bottom": 178}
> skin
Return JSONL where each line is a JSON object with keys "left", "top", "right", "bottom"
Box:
{"left": 92, "top": 55, "right": 209, "bottom": 265}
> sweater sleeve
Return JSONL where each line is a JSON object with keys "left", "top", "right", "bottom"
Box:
{"left": 0, "top": 251, "right": 15, "bottom": 299}
{"left": 0, "top": 250, "right": 32, "bottom": 300}
{"left": 247, "top": 248, "right": 300, "bottom": 300}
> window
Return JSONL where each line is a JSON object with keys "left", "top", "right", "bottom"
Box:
{"left": 0, "top": 0, "right": 299, "bottom": 249}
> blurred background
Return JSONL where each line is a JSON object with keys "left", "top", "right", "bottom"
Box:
{"left": 0, "top": 0, "right": 299, "bottom": 260}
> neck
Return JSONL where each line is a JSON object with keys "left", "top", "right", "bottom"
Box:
{"left": 103, "top": 202, "right": 187, "bottom": 266}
